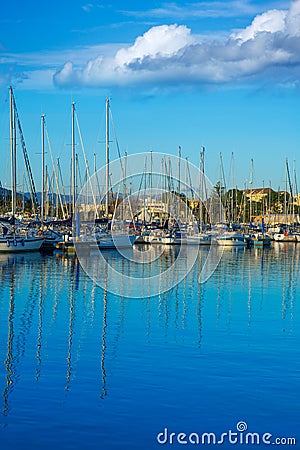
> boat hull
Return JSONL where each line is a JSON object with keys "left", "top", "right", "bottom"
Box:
{"left": 216, "top": 234, "right": 246, "bottom": 247}
{"left": 97, "top": 234, "right": 136, "bottom": 249}
{"left": 185, "top": 235, "right": 211, "bottom": 245}
{"left": 273, "top": 233, "right": 297, "bottom": 242}
{"left": 250, "top": 234, "right": 271, "bottom": 247}
{"left": 0, "top": 236, "right": 45, "bottom": 253}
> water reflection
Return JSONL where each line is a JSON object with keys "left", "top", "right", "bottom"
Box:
{"left": 0, "top": 244, "right": 299, "bottom": 422}
{"left": 3, "top": 259, "right": 16, "bottom": 416}
{"left": 100, "top": 263, "right": 108, "bottom": 399}
{"left": 36, "top": 266, "right": 44, "bottom": 381}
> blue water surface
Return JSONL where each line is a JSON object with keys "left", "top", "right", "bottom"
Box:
{"left": 0, "top": 243, "right": 299, "bottom": 449}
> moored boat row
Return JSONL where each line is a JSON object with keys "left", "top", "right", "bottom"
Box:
{"left": 1, "top": 89, "right": 300, "bottom": 255}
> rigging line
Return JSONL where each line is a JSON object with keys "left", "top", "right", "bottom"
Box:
{"left": 109, "top": 108, "right": 123, "bottom": 170}
{"left": 109, "top": 107, "right": 128, "bottom": 195}
{"left": 111, "top": 184, "right": 121, "bottom": 226}
{"left": 109, "top": 106, "right": 126, "bottom": 187}
{"left": 163, "top": 158, "right": 169, "bottom": 192}
{"left": 186, "top": 158, "right": 195, "bottom": 200}
{"left": 75, "top": 112, "right": 99, "bottom": 218}
{"left": 201, "top": 147, "right": 210, "bottom": 225}
{"left": 47, "top": 171, "right": 55, "bottom": 216}
{"left": 12, "top": 92, "right": 39, "bottom": 214}
{"left": 294, "top": 162, "right": 299, "bottom": 199}
{"left": 57, "top": 158, "right": 69, "bottom": 217}
{"left": 168, "top": 158, "right": 174, "bottom": 192}
{"left": 44, "top": 125, "right": 67, "bottom": 220}
{"left": 220, "top": 152, "right": 227, "bottom": 193}
{"left": 138, "top": 157, "right": 149, "bottom": 224}
{"left": 93, "top": 153, "right": 102, "bottom": 203}
{"left": 11, "top": 92, "right": 38, "bottom": 214}
{"left": 76, "top": 154, "right": 83, "bottom": 192}
{"left": 136, "top": 156, "right": 147, "bottom": 204}
{"left": 286, "top": 158, "right": 293, "bottom": 196}
{"left": 109, "top": 106, "right": 136, "bottom": 226}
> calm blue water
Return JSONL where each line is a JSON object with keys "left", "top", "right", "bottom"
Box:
{"left": 0, "top": 244, "right": 299, "bottom": 449}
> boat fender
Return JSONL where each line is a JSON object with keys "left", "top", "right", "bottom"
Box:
{"left": 13, "top": 239, "right": 17, "bottom": 246}
{"left": 6, "top": 240, "right": 10, "bottom": 247}
{"left": 21, "top": 239, "right": 25, "bottom": 246}
{"left": 284, "top": 231, "right": 288, "bottom": 236}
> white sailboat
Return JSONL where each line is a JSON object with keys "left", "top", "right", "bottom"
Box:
{"left": 0, "top": 87, "right": 44, "bottom": 253}
{"left": 74, "top": 99, "right": 136, "bottom": 252}
{"left": 98, "top": 99, "right": 136, "bottom": 249}
{"left": 186, "top": 233, "right": 211, "bottom": 245}
{"left": 91, "top": 232, "right": 136, "bottom": 249}
{"left": 0, "top": 233, "right": 44, "bottom": 253}
{"left": 216, "top": 231, "right": 247, "bottom": 247}
{"left": 273, "top": 231, "right": 297, "bottom": 242}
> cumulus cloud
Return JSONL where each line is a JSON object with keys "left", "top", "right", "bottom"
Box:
{"left": 286, "top": 0, "right": 300, "bottom": 35}
{"left": 115, "top": 24, "right": 194, "bottom": 65}
{"left": 231, "top": 9, "right": 287, "bottom": 42}
{"left": 54, "top": 0, "right": 300, "bottom": 89}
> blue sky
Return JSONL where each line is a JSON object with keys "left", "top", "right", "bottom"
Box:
{"left": 0, "top": 0, "right": 300, "bottom": 193}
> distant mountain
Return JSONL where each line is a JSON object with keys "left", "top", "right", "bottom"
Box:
{"left": 0, "top": 187, "right": 71, "bottom": 204}
{"left": 27, "top": 192, "right": 72, "bottom": 204}
{"left": 0, "top": 186, "right": 28, "bottom": 201}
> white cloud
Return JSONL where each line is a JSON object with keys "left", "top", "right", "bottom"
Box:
{"left": 4, "top": 0, "right": 299, "bottom": 91}
{"left": 231, "top": 0, "right": 300, "bottom": 42}
{"left": 115, "top": 24, "right": 194, "bottom": 65}
{"left": 53, "top": 24, "right": 196, "bottom": 88}
{"left": 286, "top": 0, "right": 300, "bottom": 35}
{"left": 54, "top": 1, "right": 300, "bottom": 90}
{"left": 231, "top": 9, "right": 287, "bottom": 42}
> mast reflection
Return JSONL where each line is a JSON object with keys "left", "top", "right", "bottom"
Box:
{"left": 0, "top": 244, "right": 298, "bottom": 421}
{"left": 3, "top": 258, "right": 16, "bottom": 417}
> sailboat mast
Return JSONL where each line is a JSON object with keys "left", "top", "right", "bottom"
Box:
{"left": 9, "top": 87, "right": 17, "bottom": 218}
{"left": 231, "top": 152, "right": 234, "bottom": 223}
{"left": 249, "top": 158, "right": 254, "bottom": 223}
{"left": 71, "top": 102, "right": 76, "bottom": 217}
{"left": 178, "top": 146, "right": 181, "bottom": 195}
{"left": 41, "top": 114, "right": 45, "bottom": 221}
{"left": 284, "top": 159, "right": 287, "bottom": 220}
{"left": 22, "top": 174, "right": 25, "bottom": 215}
{"left": 219, "top": 152, "right": 225, "bottom": 223}
{"left": 286, "top": 158, "right": 294, "bottom": 218}
{"left": 199, "top": 147, "right": 204, "bottom": 228}
{"left": 150, "top": 150, "right": 153, "bottom": 196}
{"left": 105, "top": 98, "right": 110, "bottom": 218}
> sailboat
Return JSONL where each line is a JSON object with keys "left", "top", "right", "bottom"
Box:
{"left": 248, "top": 216, "right": 272, "bottom": 247}
{"left": 185, "top": 148, "right": 211, "bottom": 245}
{"left": 92, "top": 98, "right": 136, "bottom": 250}
{"left": 215, "top": 231, "right": 247, "bottom": 247}
{"left": 0, "top": 232, "right": 44, "bottom": 252}
{"left": 273, "top": 159, "right": 297, "bottom": 242}
{"left": 0, "top": 87, "right": 44, "bottom": 253}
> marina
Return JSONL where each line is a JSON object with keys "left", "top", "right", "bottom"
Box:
{"left": 0, "top": 88, "right": 299, "bottom": 257}
{"left": 2, "top": 0, "right": 300, "bottom": 448}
